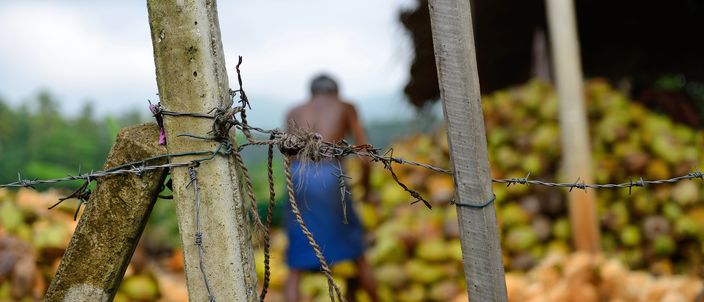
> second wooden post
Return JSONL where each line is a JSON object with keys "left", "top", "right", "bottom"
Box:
{"left": 428, "top": 0, "right": 508, "bottom": 300}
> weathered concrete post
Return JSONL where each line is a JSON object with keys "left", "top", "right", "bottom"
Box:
{"left": 427, "top": 0, "right": 508, "bottom": 300}
{"left": 146, "top": 1, "right": 258, "bottom": 301}
{"left": 45, "top": 124, "right": 168, "bottom": 302}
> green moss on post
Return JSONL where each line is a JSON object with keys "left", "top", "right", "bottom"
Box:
{"left": 45, "top": 123, "right": 168, "bottom": 302}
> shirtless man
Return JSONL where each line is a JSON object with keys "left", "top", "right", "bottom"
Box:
{"left": 284, "top": 74, "right": 379, "bottom": 302}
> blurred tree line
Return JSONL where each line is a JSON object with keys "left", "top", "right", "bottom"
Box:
{"left": 0, "top": 92, "right": 144, "bottom": 189}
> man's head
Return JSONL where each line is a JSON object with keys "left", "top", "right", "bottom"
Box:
{"left": 310, "top": 74, "right": 339, "bottom": 96}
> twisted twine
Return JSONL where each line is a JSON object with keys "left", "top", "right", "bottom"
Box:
{"left": 259, "top": 133, "right": 277, "bottom": 301}
{"left": 283, "top": 156, "right": 345, "bottom": 302}
{"left": 233, "top": 151, "right": 265, "bottom": 231}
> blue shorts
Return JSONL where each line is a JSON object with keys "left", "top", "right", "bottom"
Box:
{"left": 284, "top": 160, "right": 366, "bottom": 270}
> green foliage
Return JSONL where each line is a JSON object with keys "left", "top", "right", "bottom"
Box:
{"left": 0, "top": 91, "right": 143, "bottom": 189}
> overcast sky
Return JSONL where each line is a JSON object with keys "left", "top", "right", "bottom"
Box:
{"left": 0, "top": 0, "right": 418, "bottom": 127}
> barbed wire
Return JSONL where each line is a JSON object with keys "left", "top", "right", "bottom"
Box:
{"left": 8, "top": 159, "right": 701, "bottom": 202}
{"left": 187, "top": 166, "right": 216, "bottom": 302}
{"left": 0, "top": 144, "right": 230, "bottom": 189}
{"left": 3, "top": 118, "right": 704, "bottom": 206}
{"left": 493, "top": 170, "right": 704, "bottom": 193}
{"left": 1, "top": 162, "right": 184, "bottom": 189}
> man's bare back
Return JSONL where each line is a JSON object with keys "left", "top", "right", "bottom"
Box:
{"left": 286, "top": 95, "right": 366, "bottom": 144}
{"left": 283, "top": 74, "right": 378, "bottom": 302}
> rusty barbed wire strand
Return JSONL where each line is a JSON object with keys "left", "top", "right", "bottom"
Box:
{"left": 283, "top": 156, "right": 345, "bottom": 302}
{"left": 234, "top": 56, "right": 251, "bottom": 110}
{"left": 237, "top": 128, "right": 704, "bottom": 195}
{"left": 0, "top": 142, "right": 232, "bottom": 225}
{"left": 491, "top": 170, "right": 704, "bottom": 192}
{"left": 0, "top": 143, "right": 231, "bottom": 189}
{"left": 187, "top": 166, "right": 216, "bottom": 302}
{"left": 380, "top": 148, "right": 433, "bottom": 209}
{"left": 48, "top": 178, "right": 92, "bottom": 220}
{"left": 2, "top": 162, "right": 182, "bottom": 188}
{"left": 233, "top": 56, "right": 254, "bottom": 141}
{"left": 228, "top": 128, "right": 704, "bottom": 213}
{"left": 4, "top": 123, "right": 704, "bottom": 202}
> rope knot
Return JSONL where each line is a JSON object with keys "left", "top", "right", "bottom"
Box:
{"left": 278, "top": 127, "right": 324, "bottom": 162}
{"left": 211, "top": 106, "right": 242, "bottom": 139}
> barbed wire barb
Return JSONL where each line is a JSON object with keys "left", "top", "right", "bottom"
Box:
{"left": 332, "top": 167, "right": 352, "bottom": 224}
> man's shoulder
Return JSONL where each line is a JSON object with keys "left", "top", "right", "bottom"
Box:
{"left": 339, "top": 99, "right": 357, "bottom": 111}
{"left": 286, "top": 102, "right": 307, "bottom": 115}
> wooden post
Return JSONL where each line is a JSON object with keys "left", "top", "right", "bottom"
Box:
{"left": 427, "top": 0, "right": 508, "bottom": 300}
{"left": 146, "top": 1, "right": 258, "bottom": 301}
{"left": 45, "top": 124, "right": 168, "bottom": 302}
{"left": 545, "top": 0, "right": 601, "bottom": 252}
